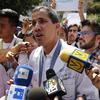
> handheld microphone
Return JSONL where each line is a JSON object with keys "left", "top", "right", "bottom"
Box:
{"left": 59, "top": 48, "right": 92, "bottom": 73}
{"left": 27, "top": 87, "right": 48, "bottom": 100}
{"left": 43, "top": 69, "right": 66, "bottom": 100}
{"left": 6, "top": 64, "right": 33, "bottom": 100}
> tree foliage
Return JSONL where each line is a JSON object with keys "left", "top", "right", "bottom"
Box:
{"left": 87, "top": 0, "right": 100, "bottom": 22}
{"left": 0, "top": 0, "right": 42, "bottom": 15}
{"left": 87, "top": 1, "right": 100, "bottom": 14}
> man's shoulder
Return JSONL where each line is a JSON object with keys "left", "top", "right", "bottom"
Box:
{"left": 60, "top": 39, "right": 77, "bottom": 50}
{"left": 0, "top": 64, "right": 5, "bottom": 71}
{"left": 33, "top": 46, "right": 42, "bottom": 53}
{"left": 30, "top": 46, "right": 42, "bottom": 58}
{"left": 29, "top": 46, "right": 43, "bottom": 65}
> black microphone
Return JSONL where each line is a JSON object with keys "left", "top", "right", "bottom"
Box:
{"left": 43, "top": 69, "right": 66, "bottom": 100}
{"left": 27, "top": 87, "right": 48, "bottom": 100}
{"left": 46, "top": 69, "right": 56, "bottom": 79}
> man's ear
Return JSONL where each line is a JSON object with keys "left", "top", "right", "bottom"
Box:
{"left": 96, "top": 35, "right": 100, "bottom": 41}
{"left": 13, "top": 26, "right": 17, "bottom": 33}
{"left": 96, "top": 35, "right": 100, "bottom": 46}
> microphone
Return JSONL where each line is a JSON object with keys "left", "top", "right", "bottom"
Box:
{"left": 27, "top": 87, "right": 48, "bottom": 100}
{"left": 59, "top": 48, "right": 92, "bottom": 73}
{"left": 6, "top": 64, "right": 33, "bottom": 100}
{"left": 43, "top": 69, "right": 66, "bottom": 100}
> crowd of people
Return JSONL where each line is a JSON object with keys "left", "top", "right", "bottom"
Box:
{"left": 0, "top": 0, "right": 100, "bottom": 100}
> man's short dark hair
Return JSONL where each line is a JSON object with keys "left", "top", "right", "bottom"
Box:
{"left": 81, "top": 20, "right": 100, "bottom": 35}
{"left": 68, "top": 24, "right": 81, "bottom": 32}
{"left": 32, "top": 6, "right": 59, "bottom": 23}
{"left": 0, "top": 9, "right": 19, "bottom": 27}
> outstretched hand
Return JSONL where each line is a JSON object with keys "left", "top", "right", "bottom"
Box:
{"left": 85, "top": 65, "right": 100, "bottom": 89}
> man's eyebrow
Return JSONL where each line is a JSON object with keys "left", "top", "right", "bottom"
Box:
{"left": 33, "top": 17, "right": 48, "bottom": 21}
{"left": 38, "top": 17, "right": 49, "bottom": 20}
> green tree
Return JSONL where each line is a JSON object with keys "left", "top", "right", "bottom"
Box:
{"left": 0, "top": 0, "right": 42, "bottom": 15}
{"left": 87, "top": 0, "right": 100, "bottom": 14}
{"left": 87, "top": 0, "right": 100, "bottom": 22}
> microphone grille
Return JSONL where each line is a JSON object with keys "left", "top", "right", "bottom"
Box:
{"left": 46, "top": 69, "right": 56, "bottom": 79}
{"left": 59, "top": 49, "right": 70, "bottom": 62}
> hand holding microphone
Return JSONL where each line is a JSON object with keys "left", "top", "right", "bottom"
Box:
{"left": 86, "top": 65, "right": 100, "bottom": 89}
{"left": 6, "top": 64, "right": 33, "bottom": 100}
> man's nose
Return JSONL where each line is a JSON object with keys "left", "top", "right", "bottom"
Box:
{"left": 33, "top": 22, "right": 41, "bottom": 32}
{"left": 79, "top": 35, "right": 84, "bottom": 40}
{"left": 69, "top": 32, "right": 75, "bottom": 36}
{"left": 80, "top": 34, "right": 84, "bottom": 38}
{"left": 35, "top": 21, "right": 41, "bottom": 28}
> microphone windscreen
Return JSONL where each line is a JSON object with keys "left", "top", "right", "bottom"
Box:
{"left": 46, "top": 69, "right": 56, "bottom": 79}
{"left": 44, "top": 69, "right": 66, "bottom": 97}
{"left": 27, "top": 88, "right": 48, "bottom": 100}
{"left": 59, "top": 49, "right": 73, "bottom": 62}
{"left": 60, "top": 48, "right": 91, "bottom": 73}
{"left": 13, "top": 64, "right": 33, "bottom": 86}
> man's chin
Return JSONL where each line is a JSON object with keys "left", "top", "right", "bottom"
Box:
{"left": 37, "top": 42, "right": 43, "bottom": 46}
{"left": 80, "top": 45, "right": 90, "bottom": 49}
{"left": 80, "top": 44, "right": 85, "bottom": 49}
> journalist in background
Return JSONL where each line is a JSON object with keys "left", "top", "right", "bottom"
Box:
{"left": 28, "top": 6, "right": 99, "bottom": 100}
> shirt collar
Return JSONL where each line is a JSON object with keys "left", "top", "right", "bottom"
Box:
{"left": 43, "top": 40, "right": 60, "bottom": 58}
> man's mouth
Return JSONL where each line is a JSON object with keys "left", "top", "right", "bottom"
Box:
{"left": 35, "top": 33, "right": 44, "bottom": 41}
{"left": 35, "top": 33, "right": 43, "bottom": 37}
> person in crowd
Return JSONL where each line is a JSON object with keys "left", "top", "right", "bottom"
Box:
{"left": 79, "top": 20, "right": 100, "bottom": 65}
{"left": 27, "top": 6, "right": 99, "bottom": 100}
{"left": 58, "top": 24, "right": 68, "bottom": 41}
{"left": 0, "top": 8, "right": 22, "bottom": 97}
{"left": 78, "top": 0, "right": 100, "bottom": 92}
{"left": 0, "top": 8, "right": 23, "bottom": 71}
{"left": 67, "top": 24, "right": 80, "bottom": 48}
{"left": 79, "top": 21, "right": 100, "bottom": 96}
